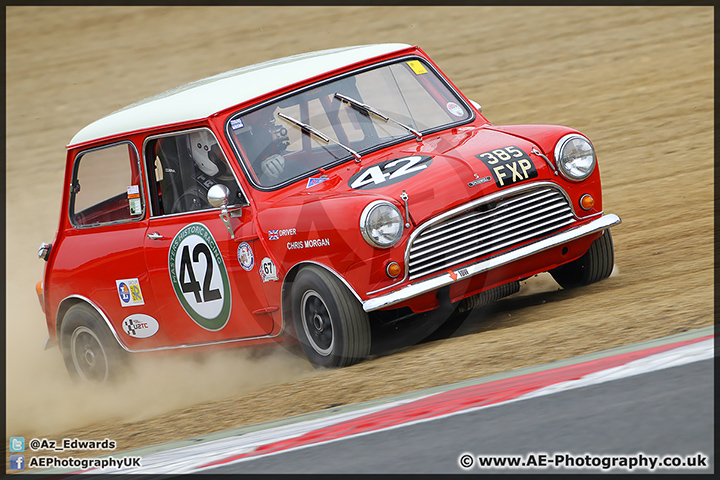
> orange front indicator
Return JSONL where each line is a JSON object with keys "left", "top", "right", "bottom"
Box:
{"left": 386, "top": 261, "right": 402, "bottom": 278}
{"left": 580, "top": 194, "right": 595, "bottom": 211}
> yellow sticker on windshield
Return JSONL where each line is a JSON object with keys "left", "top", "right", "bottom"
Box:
{"left": 407, "top": 60, "right": 428, "bottom": 75}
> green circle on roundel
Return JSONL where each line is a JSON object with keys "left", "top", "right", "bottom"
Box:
{"left": 168, "top": 223, "right": 231, "bottom": 330}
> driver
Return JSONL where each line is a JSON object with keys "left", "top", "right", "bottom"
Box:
{"left": 190, "top": 130, "right": 227, "bottom": 178}
{"left": 230, "top": 111, "right": 290, "bottom": 184}
{"left": 261, "top": 153, "right": 285, "bottom": 180}
{"left": 188, "top": 130, "right": 241, "bottom": 206}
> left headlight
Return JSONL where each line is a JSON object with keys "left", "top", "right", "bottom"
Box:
{"left": 554, "top": 134, "right": 596, "bottom": 181}
{"left": 360, "top": 201, "right": 404, "bottom": 248}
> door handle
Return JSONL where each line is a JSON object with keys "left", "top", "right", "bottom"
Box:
{"left": 147, "top": 232, "right": 164, "bottom": 240}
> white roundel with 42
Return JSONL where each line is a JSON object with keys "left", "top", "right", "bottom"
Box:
{"left": 168, "top": 223, "right": 231, "bottom": 331}
{"left": 349, "top": 154, "right": 433, "bottom": 190}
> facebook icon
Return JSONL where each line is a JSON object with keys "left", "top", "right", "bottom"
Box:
{"left": 10, "top": 455, "right": 25, "bottom": 470}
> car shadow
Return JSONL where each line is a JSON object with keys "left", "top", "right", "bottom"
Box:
{"left": 368, "top": 277, "right": 581, "bottom": 358}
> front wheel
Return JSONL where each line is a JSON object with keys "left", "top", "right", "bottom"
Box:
{"left": 550, "top": 229, "right": 615, "bottom": 289}
{"left": 290, "top": 266, "right": 371, "bottom": 369}
{"left": 60, "top": 303, "right": 128, "bottom": 383}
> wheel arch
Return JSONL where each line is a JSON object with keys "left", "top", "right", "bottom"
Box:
{"left": 281, "top": 261, "right": 364, "bottom": 336}
{"left": 56, "top": 295, "right": 131, "bottom": 352}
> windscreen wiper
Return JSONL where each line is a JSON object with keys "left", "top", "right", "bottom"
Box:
{"left": 334, "top": 93, "right": 422, "bottom": 142}
{"left": 277, "top": 112, "right": 362, "bottom": 162}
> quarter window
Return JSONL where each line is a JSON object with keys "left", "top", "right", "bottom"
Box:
{"left": 70, "top": 142, "right": 144, "bottom": 227}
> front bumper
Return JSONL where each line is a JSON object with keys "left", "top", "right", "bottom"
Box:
{"left": 362, "top": 213, "right": 621, "bottom": 312}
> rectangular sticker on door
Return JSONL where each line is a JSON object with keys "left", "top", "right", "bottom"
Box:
{"left": 116, "top": 278, "right": 145, "bottom": 307}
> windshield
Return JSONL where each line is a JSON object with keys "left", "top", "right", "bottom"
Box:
{"left": 227, "top": 58, "right": 472, "bottom": 189}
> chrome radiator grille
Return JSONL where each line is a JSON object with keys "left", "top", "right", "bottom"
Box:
{"left": 407, "top": 186, "right": 576, "bottom": 280}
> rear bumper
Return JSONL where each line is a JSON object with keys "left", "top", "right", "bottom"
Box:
{"left": 44, "top": 336, "right": 57, "bottom": 350}
{"left": 362, "top": 213, "right": 621, "bottom": 312}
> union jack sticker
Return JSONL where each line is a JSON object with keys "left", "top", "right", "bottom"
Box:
{"left": 268, "top": 230, "right": 279, "bottom": 240}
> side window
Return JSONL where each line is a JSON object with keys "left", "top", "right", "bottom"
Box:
{"left": 145, "top": 129, "right": 245, "bottom": 216}
{"left": 70, "top": 142, "right": 144, "bottom": 227}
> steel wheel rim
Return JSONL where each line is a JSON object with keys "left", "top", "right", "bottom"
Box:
{"left": 301, "top": 290, "right": 333, "bottom": 356}
{"left": 70, "top": 326, "right": 109, "bottom": 383}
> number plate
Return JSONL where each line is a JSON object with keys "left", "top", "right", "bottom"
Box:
{"left": 475, "top": 146, "right": 538, "bottom": 188}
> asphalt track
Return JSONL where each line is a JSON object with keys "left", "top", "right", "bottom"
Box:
{"left": 216, "top": 358, "right": 713, "bottom": 474}
{"left": 33, "top": 326, "right": 713, "bottom": 475}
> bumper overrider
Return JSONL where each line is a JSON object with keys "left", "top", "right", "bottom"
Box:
{"left": 362, "top": 213, "right": 621, "bottom": 312}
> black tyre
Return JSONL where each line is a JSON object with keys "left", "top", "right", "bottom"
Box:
{"left": 550, "top": 229, "right": 615, "bottom": 289}
{"left": 60, "top": 303, "right": 128, "bottom": 383}
{"left": 290, "top": 266, "right": 371, "bottom": 369}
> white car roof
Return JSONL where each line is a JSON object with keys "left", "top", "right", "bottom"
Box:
{"left": 69, "top": 43, "right": 413, "bottom": 147}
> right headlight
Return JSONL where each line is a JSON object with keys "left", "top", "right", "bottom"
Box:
{"left": 554, "top": 134, "right": 596, "bottom": 182}
{"left": 360, "top": 201, "right": 404, "bottom": 248}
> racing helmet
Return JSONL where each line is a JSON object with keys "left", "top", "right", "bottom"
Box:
{"left": 189, "top": 130, "right": 225, "bottom": 177}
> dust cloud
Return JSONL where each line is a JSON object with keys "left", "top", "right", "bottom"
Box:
{"left": 7, "top": 320, "right": 314, "bottom": 438}
{"left": 5, "top": 224, "right": 313, "bottom": 438}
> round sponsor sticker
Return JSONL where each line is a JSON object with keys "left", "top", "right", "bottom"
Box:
{"left": 168, "top": 223, "right": 231, "bottom": 331}
{"left": 122, "top": 314, "right": 159, "bottom": 338}
{"left": 447, "top": 101, "right": 464, "bottom": 117}
{"left": 237, "top": 242, "right": 254, "bottom": 271}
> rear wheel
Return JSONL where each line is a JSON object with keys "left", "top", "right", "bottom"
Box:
{"left": 60, "top": 304, "right": 128, "bottom": 383}
{"left": 550, "top": 229, "right": 615, "bottom": 289}
{"left": 291, "top": 266, "right": 371, "bottom": 369}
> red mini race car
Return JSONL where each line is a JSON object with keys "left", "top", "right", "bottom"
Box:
{"left": 36, "top": 44, "right": 620, "bottom": 382}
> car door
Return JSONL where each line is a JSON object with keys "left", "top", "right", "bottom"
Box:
{"left": 142, "top": 129, "right": 275, "bottom": 345}
{"left": 63, "top": 141, "right": 161, "bottom": 345}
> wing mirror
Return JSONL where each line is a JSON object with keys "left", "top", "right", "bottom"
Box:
{"left": 207, "top": 184, "right": 236, "bottom": 239}
{"left": 208, "top": 184, "right": 230, "bottom": 207}
{"left": 470, "top": 100, "right": 482, "bottom": 113}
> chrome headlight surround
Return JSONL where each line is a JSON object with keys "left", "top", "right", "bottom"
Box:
{"left": 360, "top": 200, "right": 404, "bottom": 248}
{"left": 554, "top": 134, "right": 596, "bottom": 182}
